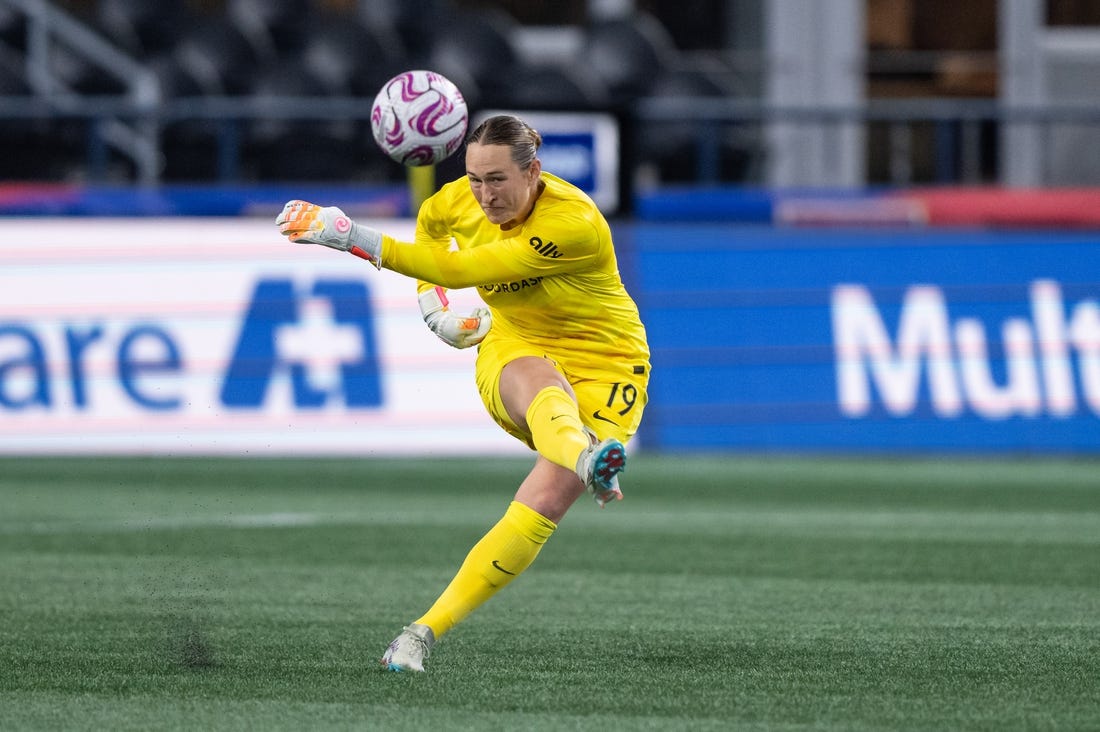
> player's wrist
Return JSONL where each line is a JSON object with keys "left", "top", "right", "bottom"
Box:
{"left": 418, "top": 286, "right": 448, "bottom": 319}
{"left": 346, "top": 222, "right": 383, "bottom": 268}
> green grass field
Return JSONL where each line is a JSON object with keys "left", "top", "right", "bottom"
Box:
{"left": 1, "top": 455, "right": 1098, "bottom": 731}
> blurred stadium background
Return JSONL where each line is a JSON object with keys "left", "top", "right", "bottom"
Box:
{"left": 2, "top": 0, "right": 1100, "bottom": 189}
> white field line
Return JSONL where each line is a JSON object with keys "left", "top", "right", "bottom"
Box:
{"left": 3, "top": 507, "right": 1099, "bottom": 544}
{"left": 0, "top": 508, "right": 491, "bottom": 535}
{"left": 1, "top": 512, "right": 359, "bottom": 535}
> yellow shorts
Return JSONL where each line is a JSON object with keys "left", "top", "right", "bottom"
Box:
{"left": 474, "top": 333, "right": 650, "bottom": 449}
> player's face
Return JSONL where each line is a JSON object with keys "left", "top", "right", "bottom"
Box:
{"left": 466, "top": 143, "right": 541, "bottom": 228}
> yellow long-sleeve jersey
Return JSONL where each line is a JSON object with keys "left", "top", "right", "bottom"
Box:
{"left": 379, "top": 172, "right": 650, "bottom": 364}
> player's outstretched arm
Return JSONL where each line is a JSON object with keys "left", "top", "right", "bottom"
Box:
{"left": 277, "top": 200, "right": 571, "bottom": 290}
{"left": 275, "top": 200, "right": 383, "bottom": 269}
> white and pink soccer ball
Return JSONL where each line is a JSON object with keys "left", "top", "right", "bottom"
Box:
{"left": 370, "top": 70, "right": 469, "bottom": 167}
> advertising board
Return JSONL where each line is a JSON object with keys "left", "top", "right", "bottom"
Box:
{"left": 0, "top": 218, "right": 523, "bottom": 455}
{"left": 637, "top": 225, "right": 1100, "bottom": 452}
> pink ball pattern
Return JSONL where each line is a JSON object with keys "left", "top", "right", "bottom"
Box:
{"left": 370, "top": 70, "right": 469, "bottom": 167}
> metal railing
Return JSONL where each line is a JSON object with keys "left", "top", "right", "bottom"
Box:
{"left": 2, "top": 0, "right": 1100, "bottom": 188}
{"left": 632, "top": 96, "right": 1100, "bottom": 186}
{"left": 3, "top": 0, "right": 160, "bottom": 183}
{"left": 3, "top": 92, "right": 1100, "bottom": 187}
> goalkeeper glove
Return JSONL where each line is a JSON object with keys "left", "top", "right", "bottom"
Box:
{"left": 418, "top": 286, "right": 491, "bottom": 349}
{"left": 275, "top": 200, "right": 383, "bottom": 268}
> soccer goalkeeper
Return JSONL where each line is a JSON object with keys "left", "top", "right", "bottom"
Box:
{"left": 276, "top": 114, "right": 650, "bottom": 672}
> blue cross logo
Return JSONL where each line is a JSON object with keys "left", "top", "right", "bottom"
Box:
{"left": 220, "top": 279, "right": 382, "bottom": 409}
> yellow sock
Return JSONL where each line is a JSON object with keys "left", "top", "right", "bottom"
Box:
{"left": 525, "top": 386, "right": 591, "bottom": 471}
{"left": 415, "top": 501, "right": 557, "bottom": 638}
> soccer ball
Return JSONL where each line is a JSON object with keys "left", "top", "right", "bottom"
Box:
{"left": 370, "top": 70, "right": 469, "bottom": 167}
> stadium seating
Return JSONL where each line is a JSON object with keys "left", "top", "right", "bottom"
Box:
{"left": 94, "top": 0, "right": 193, "bottom": 58}
{"left": 634, "top": 60, "right": 760, "bottom": 184}
{"left": 296, "top": 12, "right": 410, "bottom": 98}
{"left": 579, "top": 12, "right": 678, "bottom": 107}
{"left": 502, "top": 62, "right": 609, "bottom": 112}
{"left": 0, "top": 4, "right": 27, "bottom": 52}
{"left": 226, "top": 0, "right": 311, "bottom": 64}
{"left": 0, "top": 42, "right": 77, "bottom": 181}
{"left": 428, "top": 7, "right": 522, "bottom": 110}
{"left": 146, "top": 51, "right": 226, "bottom": 182}
{"left": 243, "top": 58, "right": 385, "bottom": 183}
{"left": 171, "top": 19, "right": 266, "bottom": 97}
{"left": 0, "top": 1, "right": 722, "bottom": 185}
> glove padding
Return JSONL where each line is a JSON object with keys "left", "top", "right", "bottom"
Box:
{"left": 275, "top": 200, "right": 382, "bottom": 267}
{"left": 418, "top": 286, "right": 491, "bottom": 349}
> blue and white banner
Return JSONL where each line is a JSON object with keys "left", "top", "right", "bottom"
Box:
{"left": 476, "top": 111, "right": 619, "bottom": 212}
{"left": 636, "top": 225, "right": 1100, "bottom": 453}
{"left": 0, "top": 219, "right": 523, "bottom": 455}
{"left": 7, "top": 217, "right": 1099, "bottom": 454}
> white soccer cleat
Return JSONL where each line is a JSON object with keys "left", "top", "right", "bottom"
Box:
{"left": 576, "top": 437, "right": 627, "bottom": 507}
{"left": 380, "top": 623, "right": 435, "bottom": 672}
